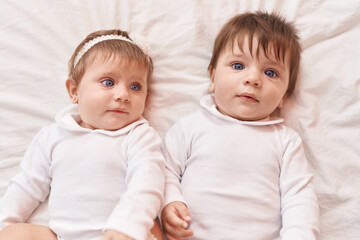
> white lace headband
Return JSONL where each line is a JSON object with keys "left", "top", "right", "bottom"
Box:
{"left": 73, "top": 33, "right": 151, "bottom": 67}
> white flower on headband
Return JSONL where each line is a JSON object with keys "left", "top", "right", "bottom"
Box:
{"left": 73, "top": 32, "right": 151, "bottom": 68}
{"left": 129, "top": 32, "right": 152, "bottom": 57}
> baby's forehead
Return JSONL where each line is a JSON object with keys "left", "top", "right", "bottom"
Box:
{"left": 226, "top": 35, "right": 290, "bottom": 65}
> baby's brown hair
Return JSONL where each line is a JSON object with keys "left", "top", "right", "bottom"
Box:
{"left": 68, "top": 29, "right": 153, "bottom": 86}
{"left": 208, "top": 11, "right": 301, "bottom": 95}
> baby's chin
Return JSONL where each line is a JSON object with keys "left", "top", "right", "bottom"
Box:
{"left": 218, "top": 107, "right": 271, "bottom": 122}
{"left": 234, "top": 116, "right": 271, "bottom": 122}
{"left": 79, "top": 120, "right": 134, "bottom": 131}
{"left": 103, "top": 118, "right": 144, "bottom": 131}
{"left": 100, "top": 122, "right": 135, "bottom": 131}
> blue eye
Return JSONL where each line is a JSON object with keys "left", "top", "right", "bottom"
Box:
{"left": 265, "top": 70, "right": 277, "bottom": 78}
{"left": 130, "top": 83, "right": 141, "bottom": 91}
{"left": 232, "top": 63, "right": 244, "bottom": 70}
{"left": 101, "top": 79, "right": 114, "bottom": 87}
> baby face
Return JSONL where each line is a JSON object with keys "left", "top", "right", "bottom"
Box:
{"left": 72, "top": 54, "right": 148, "bottom": 130}
{"left": 209, "top": 36, "right": 290, "bottom": 121}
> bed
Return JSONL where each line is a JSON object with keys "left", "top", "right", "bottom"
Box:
{"left": 0, "top": 0, "right": 359, "bottom": 239}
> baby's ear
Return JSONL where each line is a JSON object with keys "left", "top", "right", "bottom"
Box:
{"left": 277, "top": 93, "right": 288, "bottom": 108}
{"left": 65, "top": 78, "right": 78, "bottom": 103}
{"left": 145, "top": 91, "right": 150, "bottom": 105}
{"left": 209, "top": 67, "right": 215, "bottom": 93}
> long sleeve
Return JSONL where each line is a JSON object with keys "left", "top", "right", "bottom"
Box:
{"left": 158, "top": 97, "right": 320, "bottom": 239}
{"left": 0, "top": 127, "right": 52, "bottom": 229}
{"left": 279, "top": 131, "right": 320, "bottom": 239}
{"left": 161, "top": 119, "right": 188, "bottom": 207}
{"left": 105, "top": 124, "right": 165, "bottom": 240}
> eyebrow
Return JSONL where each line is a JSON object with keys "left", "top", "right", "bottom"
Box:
{"left": 262, "top": 58, "right": 287, "bottom": 70}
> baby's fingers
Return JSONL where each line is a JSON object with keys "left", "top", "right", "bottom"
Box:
{"left": 168, "top": 213, "right": 189, "bottom": 229}
{"left": 163, "top": 223, "right": 194, "bottom": 240}
{"left": 176, "top": 206, "right": 192, "bottom": 225}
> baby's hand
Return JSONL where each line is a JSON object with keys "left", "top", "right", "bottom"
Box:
{"left": 161, "top": 201, "right": 193, "bottom": 240}
{"left": 102, "top": 230, "right": 134, "bottom": 240}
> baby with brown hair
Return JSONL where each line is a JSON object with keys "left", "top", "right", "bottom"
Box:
{"left": 161, "top": 11, "right": 319, "bottom": 240}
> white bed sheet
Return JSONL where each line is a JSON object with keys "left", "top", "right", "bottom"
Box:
{"left": 0, "top": 0, "right": 359, "bottom": 239}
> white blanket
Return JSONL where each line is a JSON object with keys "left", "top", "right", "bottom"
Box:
{"left": 0, "top": 0, "right": 359, "bottom": 239}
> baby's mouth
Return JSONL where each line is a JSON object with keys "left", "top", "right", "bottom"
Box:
{"left": 237, "top": 93, "right": 259, "bottom": 102}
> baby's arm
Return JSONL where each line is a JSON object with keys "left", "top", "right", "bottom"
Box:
{"left": 280, "top": 131, "right": 320, "bottom": 239}
{"left": 161, "top": 201, "right": 193, "bottom": 240}
{"left": 161, "top": 119, "right": 194, "bottom": 239}
{"left": 0, "top": 127, "right": 52, "bottom": 229}
{"left": 105, "top": 125, "right": 165, "bottom": 240}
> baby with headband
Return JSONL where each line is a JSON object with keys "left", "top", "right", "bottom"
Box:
{"left": 0, "top": 29, "right": 165, "bottom": 240}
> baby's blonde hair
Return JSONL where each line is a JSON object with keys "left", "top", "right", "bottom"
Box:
{"left": 68, "top": 29, "right": 153, "bottom": 86}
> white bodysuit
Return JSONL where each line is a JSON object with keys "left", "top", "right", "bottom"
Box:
{"left": 163, "top": 95, "right": 319, "bottom": 240}
{"left": 0, "top": 105, "right": 165, "bottom": 240}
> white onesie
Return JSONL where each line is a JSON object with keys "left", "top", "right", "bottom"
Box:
{"left": 0, "top": 104, "right": 165, "bottom": 240}
{"left": 163, "top": 95, "right": 319, "bottom": 239}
